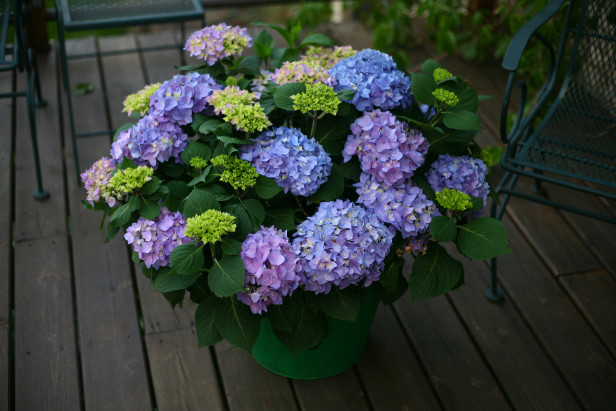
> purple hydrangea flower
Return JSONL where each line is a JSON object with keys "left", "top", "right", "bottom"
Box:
{"left": 426, "top": 154, "right": 490, "bottom": 214}
{"left": 344, "top": 109, "right": 428, "bottom": 186}
{"left": 270, "top": 61, "right": 336, "bottom": 87}
{"left": 184, "top": 23, "right": 252, "bottom": 65}
{"left": 111, "top": 114, "right": 188, "bottom": 168}
{"left": 355, "top": 173, "right": 437, "bottom": 238}
{"left": 293, "top": 200, "right": 394, "bottom": 294}
{"left": 329, "top": 49, "right": 412, "bottom": 111}
{"left": 403, "top": 231, "right": 430, "bottom": 256}
{"left": 238, "top": 226, "right": 303, "bottom": 314}
{"left": 239, "top": 127, "right": 332, "bottom": 197}
{"left": 81, "top": 156, "right": 115, "bottom": 206}
{"left": 148, "top": 72, "right": 222, "bottom": 125}
{"left": 124, "top": 206, "right": 190, "bottom": 269}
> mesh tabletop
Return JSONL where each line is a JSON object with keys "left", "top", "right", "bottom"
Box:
{"left": 58, "top": 0, "right": 203, "bottom": 31}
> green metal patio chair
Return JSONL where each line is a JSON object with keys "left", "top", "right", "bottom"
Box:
{"left": 55, "top": 0, "right": 205, "bottom": 180}
{"left": 1, "top": 0, "right": 49, "bottom": 199}
{"left": 488, "top": 0, "right": 616, "bottom": 302}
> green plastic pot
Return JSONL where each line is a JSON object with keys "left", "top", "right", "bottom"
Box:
{"left": 251, "top": 287, "right": 380, "bottom": 379}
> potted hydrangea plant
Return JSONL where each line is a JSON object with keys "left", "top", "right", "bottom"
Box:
{"left": 81, "top": 22, "right": 511, "bottom": 379}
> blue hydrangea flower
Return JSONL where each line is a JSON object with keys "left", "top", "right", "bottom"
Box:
{"left": 426, "top": 154, "right": 490, "bottom": 215}
{"left": 239, "top": 127, "right": 332, "bottom": 197}
{"left": 343, "top": 109, "right": 428, "bottom": 186}
{"left": 329, "top": 49, "right": 412, "bottom": 111}
{"left": 293, "top": 199, "right": 394, "bottom": 294}
{"left": 355, "top": 173, "right": 437, "bottom": 238}
{"left": 124, "top": 206, "right": 190, "bottom": 269}
{"left": 149, "top": 72, "right": 222, "bottom": 125}
{"left": 111, "top": 114, "right": 188, "bottom": 168}
{"left": 238, "top": 226, "right": 303, "bottom": 314}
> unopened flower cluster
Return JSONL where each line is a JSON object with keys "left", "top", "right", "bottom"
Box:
{"left": 240, "top": 126, "right": 332, "bottom": 197}
{"left": 210, "top": 155, "right": 259, "bottom": 190}
{"left": 239, "top": 226, "right": 303, "bottom": 314}
{"left": 106, "top": 166, "right": 153, "bottom": 206}
{"left": 125, "top": 206, "right": 190, "bottom": 269}
{"left": 185, "top": 210, "right": 236, "bottom": 245}
{"left": 291, "top": 83, "right": 340, "bottom": 115}
{"left": 122, "top": 83, "right": 160, "bottom": 116}
{"left": 206, "top": 86, "right": 271, "bottom": 132}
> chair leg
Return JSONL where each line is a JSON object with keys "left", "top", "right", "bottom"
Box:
{"left": 30, "top": 49, "right": 47, "bottom": 108}
{"left": 26, "top": 51, "right": 49, "bottom": 200}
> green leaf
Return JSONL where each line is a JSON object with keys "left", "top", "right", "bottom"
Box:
{"left": 113, "top": 123, "right": 134, "bottom": 142}
{"left": 421, "top": 58, "right": 441, "bottom": 77}
{"left": 254, "top": 29, "right": 276, "bottom": 59}
{"left": 272, "top": 308, "right": 327, "bottom": 354}
{"left": 264, "top": 206, "right": 296, "bottom": 231}
{"left": 311, "top": 163, "right": 344, "bottom": 202}
{"left": 430, "top": 216, "right": 458, "bottom": 242}
{"left": 195, "top": 295, "right": 223, "bottom": 347}
{"left": 254, "top": 175, "right": 283, "bottom": 199}
{"left": 456, "top": 87, "right": 479, "bottom": 113}
{"left": 109, "top": 204, "right": 132, "bottom": 227}
{"left": 240, "top": 199, "right": 266, "bottom": 231}
{"left": 141, "top": 177, "right": 162, "bottom": 196}
{"left": 184, "top": 189, "right": 220, "bottom": 218}
{"left": 380, "top": 257, "right": 404, "bottom": 290}
{"left": 457, "top": 217, "right": 512, "bottom": 260}
{"left": 162, "top": 181, "right": 191, "bottom": 212}
{"left": 181, "top": 141, "right": 212, "bottom": 164}
{"left": 377, "top": 274, "right": 409, "bottom": 305}
{"left": 158, "top": 162, "right": 184, "bottom": 178}
{"left": 188, "top": 166, "right": 212, "bottom": 187}
{"left": 199, "top": 119, "right": 225, "bottom": 135}
{"left": 208, "top": 255, "right": 245, "bottom": 297}
{"left": 411, "top": 73, "right": 437, "bottom": 105}
{"left": 214, "top": 296, "right": 261, "bottom": 351}
{"left": 224, "top": 203, "right": 252, "bottom": 239}
{"left": 299, "top": 33, "right": 334, "bottom": 47}
{"left": 162, "top": 290, "right": 185, "bottom": 308}
{"left": 315, "top": 286, "right": 361, "bottom": 321}
{"left": 74, "top": 82, "right": 94, "bottom": 96}
{"left": 117, "top": 157, "right": 137, "bottom": 170}
{"left": 169, "top": 242, "right": 204, "bottom": 276}
{"left": 409, "top": 243, "right": 463, "bottom": 301}
{"left": 271, "top": 47, "right": 300, "bottom": 68}
{"left": 221, "top": 237, "right": 243, "bottom": 256}
{"left": 273, "top": 83, "right": 306, "bottom": 111}
{"left": 266, "top": 292, "right": 302, "bottom": 332}
{"left": 138, "top": 198, "right": 161, "bottom": 220}
{"left": 217, "top": 135, "right": 249, "bottom": 147}
{"left": 104, "top": 224, "right": 120, "bottom": 243}
{"left": 153, "top": 269, "right": 200, "bottom": 293}
{"left": 252, "top": 22, "right": 294, "bottom": 47}
{"left": 188, "top": 275, "right": 212, "bottom": 303}
{"left": 443, "top": 108, "right": 481, "bottom": 131}
{"left": 235, "top": 55, "right": 262, "bottom": 75}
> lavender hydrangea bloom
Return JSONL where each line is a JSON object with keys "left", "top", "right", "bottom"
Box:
{"left": 344, "top": 109, "right": 428, "bottom": 186}
{"left": 239, "top": 127, "right": 332, "bottom": 197}
{"left": 111, "top": 114, "right": 188, "bottom": 168}
{"left": 355, "top": 173, "right": 437, "bottom": 238}
{"left": 80, "top": 157, "right": 115, "bottom": 206}
{"left": 184, "top": 23, "right": 252, "bottom": 65}
{"left": 238, "top": 226, "right": 303, "bottom": 314}
{"left": 293, "top": 200, "right": 394, "bottom": 294}
{"left": 426, "top": 154, "right": 490, "bottom": 214}
{"left": 329, "top": 49, "right": 412, "bottom": 111}
{"left": 124, "top": 206, "right": 190, "bottom": 269}
{"left": 148, "top": 72, "right": 222, "bottom": 125}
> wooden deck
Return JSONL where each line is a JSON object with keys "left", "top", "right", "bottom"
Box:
{"left": 2, "top": 17, "right": 616, "bottom": 411}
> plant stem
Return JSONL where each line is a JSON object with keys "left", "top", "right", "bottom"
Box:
{"left": 310, "top": 113, "right": 318, "bottom": 138}
{"left": 295, "top": 196, "right": 309, "bottom": 217}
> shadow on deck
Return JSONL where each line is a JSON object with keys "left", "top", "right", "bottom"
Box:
{"left": 2, "top": 15, "right": 616, "bottom": 411}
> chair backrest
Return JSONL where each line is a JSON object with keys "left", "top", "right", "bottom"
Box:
{"left": 560, "top": 0, "right": 616, "bottom": 119}
{"left": 0, "top": 0, "right": 26, "bottom": 71}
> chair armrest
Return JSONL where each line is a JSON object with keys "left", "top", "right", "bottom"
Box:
{"left": 502, "top": 0, "right": 564, "bottom": 71}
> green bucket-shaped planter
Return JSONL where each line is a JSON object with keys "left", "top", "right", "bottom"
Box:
{"left": 251, "top": 287, "right": 380, "bottom": 379}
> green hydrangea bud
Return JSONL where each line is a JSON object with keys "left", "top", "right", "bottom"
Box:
{"left": 189, "top": 156, "right": 209, "bottom": 170}
{"left": 122, "top": 83, "right": 161, "bottom": 116}
{"left": 185, "top": 209, "right": 236, "bottom": 244}
{"left": 208, "top": 86, "right": 272, "bottom": 133}
{"left": 107, "top": 166, "right": 154, "bottom": 199}
{"left": 432, "top": 88, "right": 459, "bottom": 107}
{"left": 292, "top": 83, "right": 340, "bottom": 115}
{"left": 211, "top": 155, "right": 258, "bottom": 190}
{"left": 225, "top": 77, "right": 240, "bottom": 87}
{"left": 436, "top": 188, "right": 472, "bottom": 212}
{"left": 433, "top": 68, "right": 453, "bottom": 82}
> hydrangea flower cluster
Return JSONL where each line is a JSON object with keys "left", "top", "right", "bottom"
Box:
{"left": 301, "top": 45, "right": 356, "bottom": 69}
{"left": 271, "top": 61, "right": 336, "bottom": 87}
{"left": 184, "top": 23, "right": 252, "bottom": 65}
{"left": 122, "top": 83, "right": 161, "bottom": 116}
{"left": 344, "top": 109, "right": 428, "bottom": 186}
{"left": 426, "top": 154, "right": 490, "bottom": 207}
{"left": 291, "top": 83, "right": 340, "bottom": 115}
{"left": 435, "top": 188, "right": 473, "bottom": 212}
{"left": 293, "top": 200, "right": 394, "bottom": 294}
{"left": 329, "top": 49, "right": 412, "bottom": 111}
{"left": 432, "top": 88, "right": 459, "bottom": 107}
{"left": 106, "top": 166, "right": 154, "bottom": 207}
{"left": 149, "top": 72, "right": 221, "bottom": 125}
{"left": 210, "top": 155, "right": 259, "bottom": 190}
{"left": 111, "top": 115, "right": 188, "bottom": 168}
{"left": 81, "top": 157, "right": 116, "bottom": 206}
{"left": 124, "top": 207, "right": 190, "bottom": 269}
{"left": 239, "top": 126, "right": 332, "bottom": 196}
{"left": 206, "top": 86, "right": 271, "bottom": 132}
{"left": 238, "top": 226, "right": 303, "bottom": 314}
{"left": 185, "top": 210, "right": 236, "bottom": 244}
{"left": 355, "top": 173, "right": 437, "bottom": 238}
{"left": 432, "top": 68, "right": 453, "bottom": 82}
